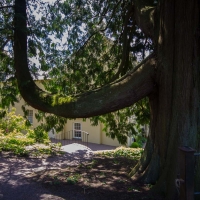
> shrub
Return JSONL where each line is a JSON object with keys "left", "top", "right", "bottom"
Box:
{"left": 0, "top": 108, "right": 31, "bottom": 134}
{"left": 135, "top": 135, "right": 146, "bottom": 146}
{"left": 27, "top": 126, "right": 50, "bottom": 143}
{"left": 130, "top": 142, "right": 140, "bottom": 148}
{"left": 0, "top": 113, "right": 58, "bottom": 156}
{"left": 0, "top": 131, "right": 34, "bottom": 156}
{"left": 95, "top": 146, "right": 143, "bottom": 160}
{"left": 130, "top": 135, "right": 146, "bottom": 148}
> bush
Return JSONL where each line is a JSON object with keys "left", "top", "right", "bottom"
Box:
{"left": 27, "top": 126, "right": 50, "bottom": 143}
{"left": 130, "top": 142, "right": 140, "bottom": 148}
{"left": 0, "top": 108, "right": 31, "bottom": 134}
{"left": 136, "top": 134, "right": 146, "bottom": 145}
{"left": 0, "top": 131, "right": 35, "bottom": 156}
{"left": 95, "top": 146, "right": 143, "bottom": 160}
{"left": 0, "top": 111, "right": 58, "bottom": 156}
{"left": 130, "top": 134, "right": 146, "bottom": 148}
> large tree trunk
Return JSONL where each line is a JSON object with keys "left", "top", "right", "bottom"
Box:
{"left": 13, "top": 0, "right": 200, "bottom": 199}
{"left": 130, "top": 0, "right": 200, "bottom": 199}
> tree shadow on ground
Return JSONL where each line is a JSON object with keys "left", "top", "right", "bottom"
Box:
{"left": 0, "top": 152, "right": 164, "bottom": 200}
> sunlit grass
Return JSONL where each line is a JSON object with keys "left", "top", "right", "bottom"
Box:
{"left": 94, "top": 146, "right": 143, "bottom": 160}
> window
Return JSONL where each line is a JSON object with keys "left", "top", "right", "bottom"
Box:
{"left": 73, "top": 122, "right": 81, "bottom": 138}
{"left": 27, "top": 110, "right": 33, "bottom": 124}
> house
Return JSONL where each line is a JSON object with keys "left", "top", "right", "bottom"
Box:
{"left": 14, "top": 101, "right": 122, "bottom": 147}
{"left": 13, "top": 80, "right": 123, "bottom": 147}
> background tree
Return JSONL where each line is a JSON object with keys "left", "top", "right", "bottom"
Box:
{"left": 0, "top": 0, "right": 200, "bottom": 199}
{"left": 1, "top": 0, "right": 151, "bottom": 142}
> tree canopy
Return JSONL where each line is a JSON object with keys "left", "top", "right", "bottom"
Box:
{"left": 0, "top": 0, "right": 152, "bottom": 143}
{"left": 2, "top": 0, "right": 155, "bottom": 113}
{"left": 1, "top": 0, "right": 200, "bottom": 198}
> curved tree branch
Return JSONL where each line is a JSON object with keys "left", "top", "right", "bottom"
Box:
{"left": 14, "top": 0, "right": 157, "bottom": 118}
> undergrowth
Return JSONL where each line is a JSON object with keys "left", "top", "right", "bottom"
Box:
{"left": 0, "top": 108, "right": 62, "bottom": 156}
{"left": 0, "top": 130, "right": 62, "bottom": 156}
{"left": 94, "top": 146, "right": 143, "bottom": 160}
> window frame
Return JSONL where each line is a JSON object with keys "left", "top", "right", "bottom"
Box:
{"left": 27, "top": 110, "right": 33, "bottom": 124}
{"left": 73, "top": 122, "right": 82, "bottom": 139}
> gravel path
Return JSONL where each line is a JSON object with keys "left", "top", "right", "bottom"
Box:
{"left": 0, "top": 144, "right": 93, "bottom": 200}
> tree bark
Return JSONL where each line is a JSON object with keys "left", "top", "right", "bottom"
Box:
{"left": 13, "top": 0, "right": 200, "bottom": 199}
{"left": 133, "top": 0, "right": 155, "bottom": 39}
{"left": 130, "top": 0, "right": 200, "bottom": 199}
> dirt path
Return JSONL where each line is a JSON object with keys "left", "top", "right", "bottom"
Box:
{"left": 0, "top": 148, "right": 93, "bottom": 200}
{"left": 0, "top": 145, "right": 164, "bottom": 200}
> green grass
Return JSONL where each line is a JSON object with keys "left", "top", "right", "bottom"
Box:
{"left": 94, "top": 146, "right": 143, "bottom": 160}
{"left": 66, "top": 174, "right": 81, "bottom": 184}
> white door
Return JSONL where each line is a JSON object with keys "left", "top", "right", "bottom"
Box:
{"left": 73, "top": 123, "right": 81, "bottom": 138}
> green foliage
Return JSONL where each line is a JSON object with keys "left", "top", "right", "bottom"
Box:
{"left": 52, "top": 95, "right": 76, "bottom": 106}
{"left": 0, "top": 108, "right": 34, "bottom": 155}
{"left": 130, "top": 134, "right": 147, "bottom": 148}
{"left": 34, "top": 111, "right": 67, "bottom": 133}
{"left": 66, "top": 174, "right": 81, "bottom": 185}
{"left": 0, "top": 130, "right": 62, "bottom": 157}
{"left": 0, "top": 0, "right": 151, "bottom": 145}
{"left": 135, "top": 134, "right": 147, "bottom": 147}
{"left": 0, "top": 131, "right": 34, "bottom": 156}
{"left": 0, "top": 107, "right": 61, "bottom": 156}
{"left": 29, "top": 143, "right": 62, "bottom": 157}
{"left": 130, "top": 142, "right": 140, "bottom": 148}
{"left": 0, "top": 108, "right": 31, "bottom": 134}
{"left": 95, "top": 146, "right": 143, "bottom": 160}
{"left": 27, "top": 126, "right": 50, "bottom": 143}
{"left": 91, "top": 98, "right": 150, "bottom": 145}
